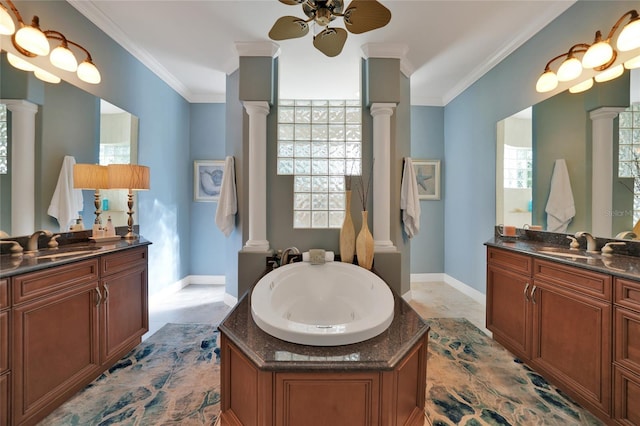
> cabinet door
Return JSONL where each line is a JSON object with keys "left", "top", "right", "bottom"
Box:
{"left": 100, "top": 264, "right": 148, "bottom": 363}
{"left": 486, "top": 264, "right": 531, "bottom": 359}
{"left": 12, "top": 281, "right": 100, "bottom": 425}
{"left": 530, "top": 279, "right": 611, "bottom": 416}
{"left": 1, "top": 373, "right": 8, "bottom": 426}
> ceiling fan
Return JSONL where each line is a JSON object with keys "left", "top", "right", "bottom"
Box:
{"left": 268, "top": 0, "right": 391, "bottom": 57}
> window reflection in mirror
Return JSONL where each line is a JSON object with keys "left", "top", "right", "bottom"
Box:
{"left": 98, "top": 100, "right": 139, "bottom": 228}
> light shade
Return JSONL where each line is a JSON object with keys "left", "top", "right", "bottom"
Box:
{"left": 7, "top": 52, "right": 35, "bottom": 71}
{"left": 557, "top": 57, "right": 583, "bottom": 81}
{"left": 617, "top": 17, "right": 640, "bottom": 51}
{"left": 625, "top": 54, "right": 640, "bottom": 69}
{"left": 0, "top": 4, "right": 15, "bottom": 35}
{"left": 50, "top": 45, "right": 78, "bottom": 72}
{"left": 535, "top": 70, "right": 558, "bottom": 93}
{"left": 74, "top": 164, "right": 109, "bottom": 189}
{"left": 108, "top": 164, "right": 150, "bottom": 190}
{"left": 581, "top": 41, "right": 614, "bottom": 69}
{"left": 33, "top": 66, "right": 61, "bottom": 84}
{"left": 569, "top": 78, "right": 594, "bottom": 94}
{"left": 594, "top": 64, "right": 624, "bottom": 83}
{"left": 77, "top": 60, "right": 101, "bottom": 84}
{"left": 15, "top": 23, "right": 50, "bottom": 56}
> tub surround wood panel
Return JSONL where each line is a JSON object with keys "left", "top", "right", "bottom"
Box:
{"left": 0, "top": 241, "right": 150, "bottom": 426}
{"left": 486, "top": 234, "right": 640, "bottom": 426}
{"left": 219, "top": 270, "right": 429, "bottom": 425}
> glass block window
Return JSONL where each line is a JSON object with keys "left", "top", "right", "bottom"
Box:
{"left": 99, "top": 143, "right": 130, "bottom": 165}
{"left": 503, "top": 144, "right": 532, "bottom": 189}
{"left": 277, "top": 99, "right": 362, "bottom": 228}
{"left": 618, "top": 103, "right": 640, "bottom": 223}
{"left": 0, "top": 104, "right": 7, "bottom": 174}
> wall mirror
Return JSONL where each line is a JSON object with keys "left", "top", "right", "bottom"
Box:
{"left": 496, "top": 68, "right": 638, "bottom": 240}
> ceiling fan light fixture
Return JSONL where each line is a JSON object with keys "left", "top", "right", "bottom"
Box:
{"left": 535, "top": 70, "right": 558, "bottom": 93}
{"left": 617, "top": 13, "right": 640, "bottom": 51}
{"left": 569, "top": 78, "right": 593, "bottom": 94}
{"left": 556, "top": 56, "right": 582, "bottom": 82}
{"left": 15, "top": 17, "right": 50, "bottom": 56}
{"left": 594, "top": 63, "right": 624, "bottom": 83}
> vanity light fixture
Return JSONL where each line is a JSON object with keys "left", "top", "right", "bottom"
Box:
{"left": 73, "top": 164, "right": 109, "bottom": 226}
{"left": 536, "top": 9, "right": 640, "bottom": 94}
{"left": 107, "top": 164, "right": 150, "bottom": 240}
{"left": 0, "top": 0, "right": 101, "bottom": 84}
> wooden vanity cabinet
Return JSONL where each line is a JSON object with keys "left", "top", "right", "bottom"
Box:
{"left": 1, "top": 278, "right": 10, "bottom": 426}
{"left": 486, "top": 247, "right": 532, "bottom": 359}
{"left": 613, "top": 277, "right": 640, "bottom": 425}
{"left": 9, "top": 246, "right": 149, "bottom": 426}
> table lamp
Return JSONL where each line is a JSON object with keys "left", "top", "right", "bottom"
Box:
{"left": 107, "top": 164, "right": 150, "bottom": 239}
{"left": 73, "top": 164, "right": 108, "bottom": 226}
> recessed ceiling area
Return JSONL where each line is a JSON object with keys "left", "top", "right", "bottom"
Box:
{"left": 69, "top": 0, "right": 575, "bottom": 105}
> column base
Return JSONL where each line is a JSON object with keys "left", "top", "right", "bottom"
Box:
{"left": 243, "top": 240, "right": 271, "bottom": 252}
{"left": 374, "top": 240, "right": 397, "bottom": 252}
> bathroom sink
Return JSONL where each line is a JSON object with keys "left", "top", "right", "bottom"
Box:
{"left": 35, "top": 247, "right": 100, "bottom": 260}
{"left": 536, "top": 250, "right": 592, "bottom": 260}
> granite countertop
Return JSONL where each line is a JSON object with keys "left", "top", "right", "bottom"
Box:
{"left": 219, "top": 282, "right": 430, "bottom": 372}
{"left": 485, "top": 235, "right": 640, "bottom": 280}
{"left": 0, "top": 237, "right": 151, "bottom": 278}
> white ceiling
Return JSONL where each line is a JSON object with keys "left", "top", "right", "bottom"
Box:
{"left": 69, "top": 0, "right": 575, "bottom": 106}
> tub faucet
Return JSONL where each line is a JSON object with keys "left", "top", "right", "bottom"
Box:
{"left": 27, "top": 230, "right": 53, "bottom": 252}
{"left": 281, "top": 247, "right": 300, "bottom": 266}
{"left": 575, "top": 231, "right": 597, "bottom": 253}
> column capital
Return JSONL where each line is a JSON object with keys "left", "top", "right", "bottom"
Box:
{"left": 243, "top": 101, "right": 270, "bottom": 116}
{"left": 370, "top": 103, "right": 396, "bottom": 117}
{"left": 1, "top": 99, "right": 38, "bottom": 114}
{"left": 589, "top": 106, "right": 626, "bottom": 121}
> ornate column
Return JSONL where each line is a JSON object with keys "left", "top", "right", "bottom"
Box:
{"left": 3, "top": 100, "right": 38, "bottom": 235}
{"left": 590, "top": 107, "right": 625, "bottom": 237}
{"left": 371, "top": 102, "right": 396, "bottom": 252}
{"left": 242, "top": 101, "right": 270, "bottom": 251}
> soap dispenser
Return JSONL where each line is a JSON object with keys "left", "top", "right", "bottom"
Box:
{"left": 105, "top": 216, "right": 115, "bottom": 237}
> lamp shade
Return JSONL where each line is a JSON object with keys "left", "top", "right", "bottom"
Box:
{"left": 74, "top": 164, "right": 108, "bottom": 189}
{"left": 33, "top": 66, "right": 61, "bottom": 84}
{"left": 77, "top": 60, "right": 101, "bottom": 84}
{"left": 108, "top": 164, "right": 150, "bottom": 190}
{"left": 7, "top": 52, "right": 35, "bottom": 71}
{"left": 0, "top": 4, "right": 15, "bottom": 35}
{"left": 625, "top": 54, "right": 640, "bottom": 70}
{"left": 594, "top": 64, "right": 624, "bottom": 83}
{"left": 15, "top": 23, "right": 50, "bottom": 56}
{"left": 50, "top": 44, "right": 78, "bottom": 72}
{"left": 556, "top": 57, "right": 582, "bottom": 82}
{"left": 581, "top": 41, "right": 613, "bottom": 69}
{"left": 569, "top": 78, "right": 594, "bottom": 94}
{"left": 535, "top": 70, "right": 558, "bottom": 93}
{"left": 617, "top": 17, "right": 640, "bottom": 51}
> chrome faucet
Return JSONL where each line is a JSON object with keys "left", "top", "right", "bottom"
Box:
{"left": 575, "top": 231, "right": 597, "bottom": 253}
{"left": 280, "top": 247, "right": 300, "bottom": 266}
{"left": 27, "top": 230, "right": 53, "bottom": 252}
{"left": 615, "top": 231, "right": 637, "bottom": 240}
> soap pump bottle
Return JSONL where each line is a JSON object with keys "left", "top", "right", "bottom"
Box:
{"left": 105, "top": 216, "right": 115, "bottom": 237}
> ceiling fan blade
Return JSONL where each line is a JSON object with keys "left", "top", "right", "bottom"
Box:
{"left": 268, "top": 16, "right": 310, "bottom": 40}
{"left": 313, "top": 27, "right": 348, "bottom": 57}
{"left": 343, "top": 0, "right": 391, "bottom": 34}
{"left": 279, "top": 0, "right": 306, "bottom": 5}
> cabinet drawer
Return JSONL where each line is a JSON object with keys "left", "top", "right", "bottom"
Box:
{"left": 615, "top": 306, "right": 640, "bottom": 375}
{"left": 0, "top": 279, "right": 8, "bottom": 309}
{"left": 0, "top": 311, "right": 7, "bottom": 374}
{"left": 615, "top": 278, "right": 640, "bottom": 311}
{"left": 487, "top": 247, "right": 532, "bottom": 276}
{"left": 12, "top": 259, "right": 99, "bottom": 305}
{"left": 533, "top": 259, "right": 611, "bottom": 301}
{"left": 101, "top": 247, "right": 147, "bottom": 277}
{"left": 614, "top": 365, "right": 640, "bottom": 425}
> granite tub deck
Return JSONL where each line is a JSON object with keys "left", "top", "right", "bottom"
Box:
{"left": 218, "top": 269, "right": 430, "bottom": 425}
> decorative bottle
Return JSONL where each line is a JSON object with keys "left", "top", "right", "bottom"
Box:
{"left": 340, "top": 190, "right": 355, "bottom": 263}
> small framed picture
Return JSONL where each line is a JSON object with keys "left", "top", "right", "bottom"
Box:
{"left": 194, "top": 160, "right": 224, "bottom": 202}
{"left": 413, "top": 160, "right": 441, "bottom": 200}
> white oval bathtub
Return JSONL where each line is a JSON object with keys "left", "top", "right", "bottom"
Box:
{"left": 250, "top": 261, "right": 395, "bottom": 346}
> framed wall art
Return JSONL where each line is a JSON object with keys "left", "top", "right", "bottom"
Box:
{"left": 194, "top": 160, "right": 224, "bottom": 202}
{"left": 413, "top": 159, "right": 441, "bottom": 200}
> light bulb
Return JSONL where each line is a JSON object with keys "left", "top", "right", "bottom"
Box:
{"left": 50, "top": 45, "right": 78, "bottom": 72}
{"left": 617, "top": 17, "right": 640, "bottom": 51}
{"left": 0, "top": 4, "right": 15, "bottom": 35}
{"left": 594, "top": 64, "right": 624, "bottom": 83}
{"left": 77, "top": 60, "right": 101, "bottom": 84}
{"left": 33, "top": 66, "right": 61, "bottom": 84}
{"left": 15, "top": 23, "right": 50, "bottom": 56}
{"left": 581, "top": 41, "right": 613, "bottom": 69}
{"left": 7, "top": 52, "right": 35, "bottom": 71}
{"left": 569, "top": 78, "right": 593, "bottom": 94}
{"left": 536, "top": 70, "right": 558, "bottom": 93}
{"left": 624, "top": 54, "right": 640, "bottom": 70}
{"left": 556, "top": 57, "right": 582, "bottom": 82}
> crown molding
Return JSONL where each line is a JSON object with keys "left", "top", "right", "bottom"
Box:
{"left": 234, "top": 41, "right": 281, "bottom": 58}
{"left": 361, "top": 43, "right": 414, "bottom": 77}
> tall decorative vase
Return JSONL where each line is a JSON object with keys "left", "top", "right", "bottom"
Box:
{"left": 356, "top": 210, "right": 374, "bottom": 270}
{"left": 340, "top": 190, "right": 355, "bottom": 263}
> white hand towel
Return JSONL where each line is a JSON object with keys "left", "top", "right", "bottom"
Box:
{"left": 47, "top": 156, "right": 83, "bottom": 232}
{"left": 545, "top": 159, "right": 576, "bottom": 232}
{"left": 400, "top": 157, "right": 421, "bottom": 238}
{"left": 215, "top": 156, "right": 237, "bottom": 237}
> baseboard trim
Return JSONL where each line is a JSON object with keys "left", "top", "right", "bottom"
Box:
{"left": 410, "top": 273, "right": 486, "bottom": 307}
{"left": 224, "top": 293, "right": 238, "bottom": 307}
{"left": 186, "top": 275, "right": 226, "bottom": 285}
